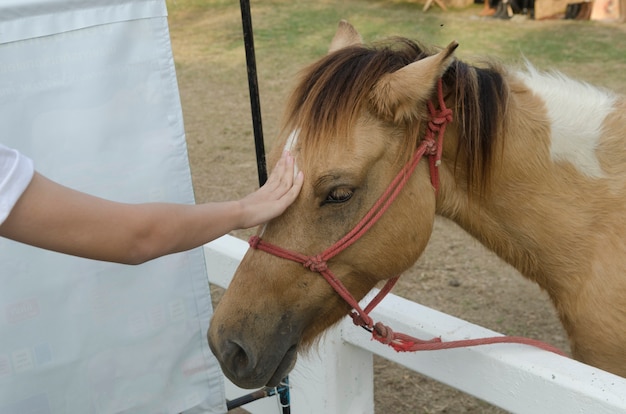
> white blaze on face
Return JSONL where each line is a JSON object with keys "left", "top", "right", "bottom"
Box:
{"left": 517, "top": 65, "right": 616, "bottom": 178}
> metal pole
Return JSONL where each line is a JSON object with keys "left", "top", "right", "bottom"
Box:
{"left": 239, "top": 0, "right": 267, "bottom": 186}
{"left": 278, "top": 377, "right": 291, "bottom": 414}
{"left": 226, "top": 382, "right": 291, "bottom": 412}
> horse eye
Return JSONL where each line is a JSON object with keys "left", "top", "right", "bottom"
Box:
{"left": 324, "top": 187, "right": 354, "bottom": 205}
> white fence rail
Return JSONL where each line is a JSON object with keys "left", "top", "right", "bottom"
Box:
{"left": 204, "top": 235, "right": 626, "bottom": 414}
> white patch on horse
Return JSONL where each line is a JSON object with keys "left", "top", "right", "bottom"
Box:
{"left": 517, "top": 65, "right": 616, "bottom": 178}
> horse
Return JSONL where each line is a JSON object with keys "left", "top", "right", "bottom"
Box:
{"left": 208, "top": 20, "right": 626, "bottom": 389}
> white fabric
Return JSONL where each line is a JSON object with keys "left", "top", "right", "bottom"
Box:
{"left": 0, "top": 144, "right": 34, "bottom": 225}
{"left": 0, "top": 0, "right": 167, "bottom": 44}
{"left": 0, "top": 1, "right": 225, "bottom": 413}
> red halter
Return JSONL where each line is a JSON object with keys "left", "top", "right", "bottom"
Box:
{"left": 249, "top": 79, "right": 565, "bottom": 356}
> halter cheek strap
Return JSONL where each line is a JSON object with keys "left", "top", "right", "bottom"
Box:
{"left": 248, "top": 79, "right": 565, "bottom": 356}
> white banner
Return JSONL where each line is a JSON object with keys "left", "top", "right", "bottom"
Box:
{"left": 0, "top": 1, "right": 225, "bottom": 413}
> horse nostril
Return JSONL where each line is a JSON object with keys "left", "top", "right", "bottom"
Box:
{"left": 223, "top": 339, "right": 256, "bottom": 378}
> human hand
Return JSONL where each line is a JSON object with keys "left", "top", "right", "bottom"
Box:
{"left": 237, "top": 151, "right": 304, "bottom": 229}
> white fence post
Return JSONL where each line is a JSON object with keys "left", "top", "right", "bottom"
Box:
{"left": 205, "top": 235, "right": 626, "bottom": 414}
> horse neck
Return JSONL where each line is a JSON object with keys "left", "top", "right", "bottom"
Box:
{"left": 432, "top": 80, "right": 600, "bottom": 296}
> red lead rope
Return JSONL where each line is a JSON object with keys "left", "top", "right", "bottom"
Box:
{"left": 249, "top": 79, "right": 566, "bottom": 357}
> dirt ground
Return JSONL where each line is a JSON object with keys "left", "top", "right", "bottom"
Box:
{"left": 169, "top": 7, "right": 591, "bottom": 413}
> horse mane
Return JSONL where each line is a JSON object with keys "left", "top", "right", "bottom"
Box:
{"left": 281, "top": 36, "right": 509, "bottom": 193}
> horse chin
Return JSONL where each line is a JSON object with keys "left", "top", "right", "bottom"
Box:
{"left": 265, "top": 344, "right": 298, "bottom": 387}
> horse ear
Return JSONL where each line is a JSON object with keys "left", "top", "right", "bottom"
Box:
{"left": 328, "top": 20, "right": 362, "bottom": 53}
{"left": 370, "top": 41, "right": 459, "bottom": 123}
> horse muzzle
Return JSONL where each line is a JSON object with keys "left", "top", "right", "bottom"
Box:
{"left": 207, "top": 314, "right": 300, "bottom": 388}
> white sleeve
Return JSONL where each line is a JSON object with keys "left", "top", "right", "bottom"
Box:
{"left": 0, "top": 143, "right": 35, "bottom": 225}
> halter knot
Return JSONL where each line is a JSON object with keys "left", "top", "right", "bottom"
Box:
{"left": 350, "top": 310, "right": 374, "bottom": 329}
{"left": 424, "top": 137, "right": 438, "bottom": 156}
{"left": 427, "top": 108, "right": 453, "bottom": 131}
{"left": 303, "top": 255, "right": 328, "bottom": 272}
{"left": 437, "top": 107, "right": 454, "bottom": 123}
{"left": 373, "top": 322, "right": 394, "bottom": 345}
{"left": 249, "top": 235, "right": 261, "bottom": 249}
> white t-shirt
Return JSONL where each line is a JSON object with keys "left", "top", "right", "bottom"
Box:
{"left": 0, "top": 144, "right": 34, "bottom": 225}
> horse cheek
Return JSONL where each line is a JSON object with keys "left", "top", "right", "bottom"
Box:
{"left": 369, "top": 178, "right": 436, "bottom": 278}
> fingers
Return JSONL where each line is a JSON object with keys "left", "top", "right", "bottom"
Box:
{"left": 238, "top": 150, "right": 302, "bottom": 228}
{"left": 266, "top": 150, "right": 300, "bottom": 197}
{"left": 281, "top": 169, "right": 303, "bottom": 205}
{"left": 268, "top": 151, "right": 289, "bottom": 183}
{"left": 280, "top": 150, "right": 296, "bottom": 188}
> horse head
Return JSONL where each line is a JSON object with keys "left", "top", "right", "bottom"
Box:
{"left": 208, "top": 21, "right": 459, "bottom": 388}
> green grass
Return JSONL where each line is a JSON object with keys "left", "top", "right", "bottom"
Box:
{"left": 167, "top": 0, "right": 626, "bottom": 92}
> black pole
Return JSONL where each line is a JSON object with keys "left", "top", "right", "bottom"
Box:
{"left": 226, "top": 383, "right": 291, "bottom": 412}
{"left": 239, "top": 0, "right": 267, "bottom": 186}
{"left": 226, "top": 389, "right": 269, "bottom": 411}
{"left": 278, "top": 377, "right": 291, "bottom": 414}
